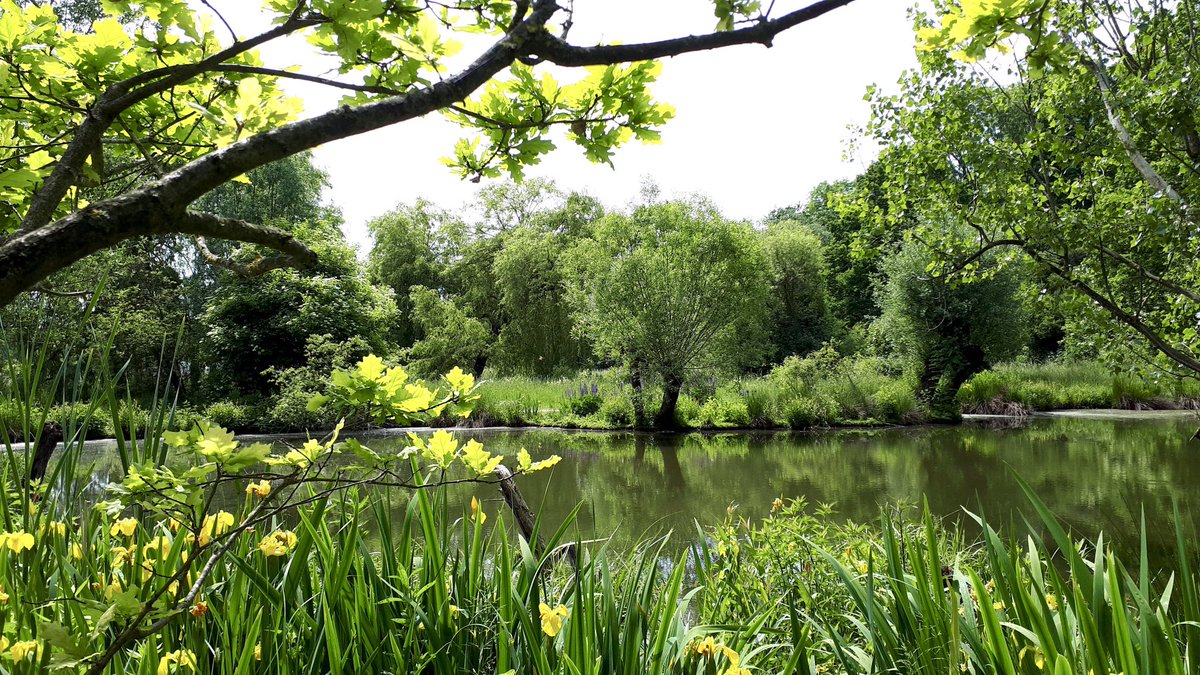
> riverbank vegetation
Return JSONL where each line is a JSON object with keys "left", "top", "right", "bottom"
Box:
{"left": 1, "top": 387, "right": 1196, "bottom": 673}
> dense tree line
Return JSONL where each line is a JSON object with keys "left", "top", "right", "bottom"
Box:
{"left": 0, "top": 147, "right": 1092, "bottom": 428}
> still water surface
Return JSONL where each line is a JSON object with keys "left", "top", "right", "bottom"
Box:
{"left": 355, "top": 411, "right": 1200, "bottom": 560}
{"left": 77, "top": 411, "right": 1200, "bottom": 560}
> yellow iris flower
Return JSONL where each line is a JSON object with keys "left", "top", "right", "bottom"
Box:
{"left": 157, "top": 649, "right": 196, "bottom": 675}
{"left": 245, "top": 480, "right": 272, "bottom": 498}
{"left": 10, "top": 640, "right": 41, "bottom": 662}
{"left": 258, "top": 530, "right": 298, "bottom": 557}
{"left": 539, "top": 602, "right": 569, "bottom": 637}
{"left": 0, "top": 530, "right": 34, "bottom": 553}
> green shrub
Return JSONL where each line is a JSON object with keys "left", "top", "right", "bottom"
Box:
{"left": 0, "top": 399, "right": 31, "bottom": 438}
{"left": 203, "top": 400, "right": 256, "bottom": 433}
{"left": 742, "top": 386, "right": 777, "bottom": 427}
{"left": 599, "top": 395, "right": 635, "bottom": 427}
{"left": 108, "top": 401, "right": 151, "bottom": 438}
{"left": 560, "top": 391, "right": 603, "bottom": 417}
{"left": 48, "top": 402, "right": 110, "bottom": 439}
{"left": 956, "top": 359, "right": 1196, "bottom": 413}
{"left": 470, "top": 391, "right": 538, "bottom": 426}
{"left": 782, "top": 395, "right": 839, "bottom": 429}
{"left": 874, "top": 380, "right": 921, "bottom": 423}
{"left": 695, "top": 395, "right": 750, "bottom": 428}
{"left": 673, "top": 394, "right": 702, "bottom": 427}
{"left": 263, "top": 388, "right": 336, "bottom": 433}
{"left": 492, "top": 399, "right": 533, "bottom": 426}
{"left": 1111, "top": 374, "right": 1158, "bottom": 407}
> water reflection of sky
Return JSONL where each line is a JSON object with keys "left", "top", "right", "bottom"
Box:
{"left": 44, "top": 412, "right": 1200, "bottom": 564}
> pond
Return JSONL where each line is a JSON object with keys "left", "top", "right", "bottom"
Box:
{"left": 69, "top": 411, "right": 1200, "bottom": 562}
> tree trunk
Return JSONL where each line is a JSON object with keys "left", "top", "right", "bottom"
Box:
{"left": 655, "top": 371, "right": 684, "bottom": 429}
{"left": 471, "top": 353, "right": 488, "bottom": 379}
{"left": 922, "top": 344, "right": 986, "bottom": 423}
{"left": 630, "top": 357, "right": 647, "bottom": 428}
{"left": 27, "top": 422, "right": 63, "bottom": 488}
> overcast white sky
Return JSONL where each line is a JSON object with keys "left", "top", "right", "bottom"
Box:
{"left": 205, "top": 0, "right": 918, "bottom": 251}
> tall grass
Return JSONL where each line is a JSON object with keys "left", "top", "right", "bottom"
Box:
{"left": 960, "top": 359, "right": 1200, "bottom": 413}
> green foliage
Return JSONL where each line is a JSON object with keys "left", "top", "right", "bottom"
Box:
{"left": 0, "top": 0, "right": 303, "bottom": 231}
{"left": 598, "top": 394, "right": 635, "bottom": 427}
{"left": 762, "top": 223, "right": 834, "bottom": 359}
{"left": 564, "top": 198, "right": 771, "bottom": 427}
{"left": 406, "top": 286, "right": 493, "bottom": 379}
{"left": 308, "top": 354, "right": 478, "bottom": 428}
{"left": 768, "top": 166, "right": 906, "bottom": 332}
{"left": 781, "top": 395, "right": 840, "bottom": 429}
{"left": 48, "top": 401, "right": 110, "bottom": 439}
{"left": 960, "top": 359, "right": 1200, "bottom": 413}
{"left": 444, "top": 61, "right": 675, "bottom": 180}
{"left": 878, "top": 244, "right": 1027, "bottom": 421}
{"left": 560, "top": 390, "right": 603, "bottom": 417}
{"left": 366, "top": 199, "right": 448, "bottom": 347}
{"left": 742, "top": 385, "right": 775, "bottom": 428}
{"left": 878, "top": 1, "right": 1200, "bottom": 379}
{"left": 200, "top": 219, "right": 397, "bottom": 398}
{"left": 194, "top": 152, "right": 338, "bottom": 226}
{"left": 693, "top": 393, "right": 750, "bottom": 429}
{"left": 200, "top": 400, "right": 255, "bottom": 433}
{"left": 492, "top": 205, "right": 598, "bottom": 376}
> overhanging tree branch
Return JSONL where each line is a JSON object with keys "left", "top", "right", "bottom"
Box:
{"left": 1, "top": 0, "right": 858, "bottom": 307}
{"left": 188, "top": 212, "right": 318, "bottom": 276}
{"left": 17, "top": 12, "right": 328, "bottom": 235}
{"left": 1084, "top": 55, "right": 1186, "bottom": 205}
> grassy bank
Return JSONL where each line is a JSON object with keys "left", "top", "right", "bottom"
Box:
{"left": 470, "top": 358, "right": 1199, "bottom": 431}
{"left": 469, "top": 352, "right": 923, "bottom": 431}
{"left": 958, "top": 360, "right": 1200, "bottom": 414}
{"left": 12, "top": 359, "right": 1196, "bottom": 439}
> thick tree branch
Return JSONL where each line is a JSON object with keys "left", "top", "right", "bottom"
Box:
{"left": 947, "top": 238, "right": 1026, "bottom": 274}
{"left": 1, "top": 0, "right": 856, "bottom": 307}
{"left": 1097, "top": 243, "right": 1200, "bottom": 305}
{"left": 182, "top": 212, "right": 319, "bottom": 276}
{"left": 524, "top": 0, "right": 857, "bottom": 65}
{"left": 17, "top": 13, "right": 327, "bottom": 234}
{"left": 1036, "top": 252, "right": 1200, "bottom": 376}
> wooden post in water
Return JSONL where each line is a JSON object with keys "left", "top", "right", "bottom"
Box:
{"left": 28, "top": 421, "right": 62, "bottom": 487}
{"left": 494, "top": 465, "right": 576, "bottom": 567}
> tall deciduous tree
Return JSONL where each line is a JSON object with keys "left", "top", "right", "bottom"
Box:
{"left": 564, "top": 199, "right": 770, "bottom": 428}
{"left": 892, "top": 0, "right": 1200, "bottom": 379}
{"left": 761, "top": 222, "right": 833, "bottom": 360}
{"left": 491, "top": 195, "right": 600, "bottom": 376}
{"left": 0, "top": 0, "right": 855, "bottom": 306}
{"left": 366, "top": 200, "right": 451, "bottom": 347}
{"left": 199, "top": 219, "right": 396, "bottom": 398}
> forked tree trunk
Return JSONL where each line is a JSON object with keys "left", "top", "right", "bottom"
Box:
{"left": 494, "top": 465, "right": 576, "bottom": 566}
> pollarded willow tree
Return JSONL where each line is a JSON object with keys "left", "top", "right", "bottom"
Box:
{"left": 0, "top": 0, "right": 857, "bottom": 307}
{"left": 563, "top": 199, "right": 771, "bottom": 428}
{"left": 880, "top": 0, "right": 1200, "bottom": 378}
